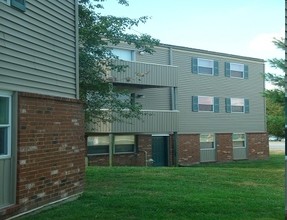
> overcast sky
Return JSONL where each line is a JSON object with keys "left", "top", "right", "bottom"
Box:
{"left": 101, "top": 0, "right": 284, "bottom": 75}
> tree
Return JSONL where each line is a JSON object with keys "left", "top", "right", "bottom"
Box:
{"left": 78, "top": 0, "right": 159, "bottom": 123}
{"left": 264, "top": 38, "right": 285, "bottom": 137}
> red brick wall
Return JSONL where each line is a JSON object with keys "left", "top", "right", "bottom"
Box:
{"left": 7, "top": 93, "right": 86, "bottom": 217}
{"left": 216, "top": 133, "right": 233, "bottom": 162}
{"left": 87, "top": 135, "right": 152, "bottom": 166}
{"left": 178, "top": 134, "right": 200, "bottom": 166}
{"left": 247, "top": 132, "right": 269, "bottom": 160}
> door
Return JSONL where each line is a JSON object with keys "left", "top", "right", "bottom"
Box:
{"left": 152, "top": 136, "right": 168, "bottom": 166}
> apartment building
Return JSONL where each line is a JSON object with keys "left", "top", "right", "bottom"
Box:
{"left": 0, "top": 1, "right": 85, "bottom": 218}
{"left": 86, "top": 42, "right": 268, "bottom": 167}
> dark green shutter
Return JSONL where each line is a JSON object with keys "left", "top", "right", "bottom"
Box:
{"left": 225, "top": 98, "right": 231, "bottom": 113}
{"left": 192, "top": 58, "right": 198, "bottom": 74}
{"left": 192, "top": 96, "right": 198, "bottom": 112}
{"left": 244, "top": 99, "right": 249, "bottom": 113}
{"left": 225, "top": 62, "right": 230, "bottom": 77}
{"left": 214, "top": 97, "right": 219, "bottom": 113}
{"left": 244, "top": 65, "right": 249, "bottom": 79}
{"left": 11, "top": 0, "right": 26, "bottom": 11}
{"left": 214, "top": 61, "right": 219, "bottom": 76}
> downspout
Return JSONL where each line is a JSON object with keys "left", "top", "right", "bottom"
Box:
{"left": 140, "top": 150, "right": 148, "bottom": 166}
{"left": 109, "top": 133, "right": 114, "bottom": 167}
{"left": 173, "top": 132, "right": 178, "bottom": 166}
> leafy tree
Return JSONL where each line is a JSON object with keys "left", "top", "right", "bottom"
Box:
{"left": 78, "top": 0, "right": 159, "bottom": 123}
{"left": 264, "top": 38, "right": 285, "bottom": 137}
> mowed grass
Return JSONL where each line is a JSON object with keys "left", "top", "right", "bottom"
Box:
{"left": 21, "top": 154, "right": 284, "bottom": 220}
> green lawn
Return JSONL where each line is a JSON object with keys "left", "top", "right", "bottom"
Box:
{"left": 21, "top": 154, "right": 284, "bottom": 220}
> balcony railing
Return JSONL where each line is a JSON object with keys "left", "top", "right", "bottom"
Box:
{"left": 111, "top": 60, "right": 178, "bottom": 87}
{"left": 86, "top": 110, "right": 179, "bottom": 133}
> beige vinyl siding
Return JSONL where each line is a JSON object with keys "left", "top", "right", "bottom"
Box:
{"left": 133, "top": 87, "right": 171, "bottom": 110}
{"left": 86, "top": 110, "right": 179, "bottom": 133}
{"left": 0, "top": 0, "right": 77, "bottom": 98}
{"left": 136, "top": 47, "right": 170, "bottom": 65}
{"left": 172, "top": 49, "right": 265, "bottom": 133}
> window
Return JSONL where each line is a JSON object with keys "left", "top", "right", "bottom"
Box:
{"left": 192, "top": 96, "right": 219, "bottom": 112}
{"left": 1, "top": 0, "right": 26, "bottom": 11}
{"left": 87, "top": 136, "right": 109, "bottom": 155}
{"left": 0, "top": 0, "right": 10, "bottom": 5}
{"left": 225, "top": 62, "right": 248, "bottom": 79}
{"left": 112, "top": 48, "right": 134, "bottom": 61}
{"left": 192, "top": 58, "right": 219, "bottom": 76}
{"left": 114, "top": 135, "right": 135, "bottom": 154}
{"left": 233, "top": 133, "right": 246, "bottom": 148}
{"left": 87, "top": 135, "right": 136, "bottom": 155}
{"left": 0, "top": 92, "right": 11, "bottom": 157}
{"left": 225, "top": 98, "right": 249, "bottom": 113}
{"left": 200, "top": 133, "right": 215, "bottom": 149}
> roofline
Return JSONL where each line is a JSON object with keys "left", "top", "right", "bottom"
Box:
{"left": 159, "top": 43, "right": 265, "bottom": 63}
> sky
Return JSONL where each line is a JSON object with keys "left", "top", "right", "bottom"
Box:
{"left": 101, "top": 0, "right": 284, "bottom": 77}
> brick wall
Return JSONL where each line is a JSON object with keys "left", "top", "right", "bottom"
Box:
{"left": 4, "top": 92, "right": 86, "bottom": 218}
{"left": 247, "top": 132, "right": 269, "bottom": 160}
{"left": 216, "top": 133, "right": 233, "bottom": 162}
{"left": 87, "top": 135, "right": 152, "bottom": 166}
{"left": 178, "top": 134, "right": 200, "bottom": 166}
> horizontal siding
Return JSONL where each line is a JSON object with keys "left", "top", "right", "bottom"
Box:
{"left": 134, "top": 87, "right": 171, "bottom": 110}
{"left": 0, "top": 0, "right": 77, "bottom": 98}
{"left": 137, "top": 46, "right": 170, "bottom": 65}
{"left": 112, "top": 60, "right": 178, "bottom": 87}
{"left": 173, "top": 49, "right": 265, "bottom": 133}
{"left": 87, "top": 110, "right": 179, "bottom": 133}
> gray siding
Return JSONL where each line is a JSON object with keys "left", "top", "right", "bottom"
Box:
{"left": 0, "top": 0, "right": 78, "bottom": 98}
{"left": 0, "top": 159, "right": 12, "bottom": 208}
{"left": 129, "top": 87, "right": 172, "bottom": 111}
{"left": 233, "top": 147, "right": 247, "bottom": 160}
{"left": 86, "top": 110, "right": 179, "bottom": 133}
{"left": 112, "top": 60, "right": 178, "bottom": 87}
{"left": 172, "top": 49, "right": 265, "bottom": 133}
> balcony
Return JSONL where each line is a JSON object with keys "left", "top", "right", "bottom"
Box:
{"left": 111, "top": 60, "right": 178, "bottom": 87}
{"left": 86, "top": 110, "right": 179, "bottom": 133}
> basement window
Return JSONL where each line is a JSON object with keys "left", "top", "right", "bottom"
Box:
{"left": 87, "top": 136, "right": 109, "bottom": 155}
{"left": 200, "top": 133, "right": 215, "bottom": 149}
{"left": 114, "top": 135, "right": 135, "bottom": 154}
{"left": 232, "top": 133, "right": 246, "bottom": 148}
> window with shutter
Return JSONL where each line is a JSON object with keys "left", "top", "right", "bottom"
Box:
{"left": 192, "top": 58, "right": 219, "bottom": 76}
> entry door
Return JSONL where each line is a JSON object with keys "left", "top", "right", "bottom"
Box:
{"left": 152, "top": 136, "right": 168, "bottom": 166}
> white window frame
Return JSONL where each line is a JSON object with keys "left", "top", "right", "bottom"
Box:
{"left": 230, "top": 63, "right": 244, "bottom": 79}
{"left": 198, "top": 96, "right": 214, "bottom": 112}
{"left": 0, "top": 91, "right": 12, "bottom": 159}
{"left": 232, "top": 133, "right": 246, "bottom": 148}
{"left": 231, "top": 98, "right": 245, "bottom": 113}
{"left": 200, "top": 133, "right": 215, "bottom": 149}
{"left": 198, "top": 58, "right": 214, "bottom": 75}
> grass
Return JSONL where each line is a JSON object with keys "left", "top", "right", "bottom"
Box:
{"left": 20, "top": 153, "right": 284, "bottom": 220}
